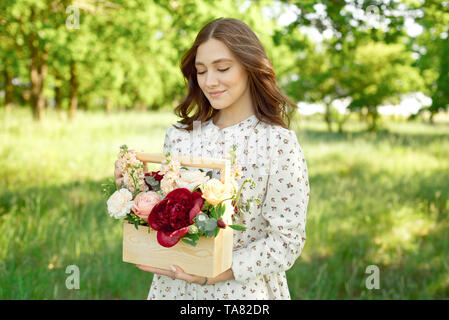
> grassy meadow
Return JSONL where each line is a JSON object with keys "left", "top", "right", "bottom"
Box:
{"left": 0, "top": 108, "right": 448, "bottom": 299}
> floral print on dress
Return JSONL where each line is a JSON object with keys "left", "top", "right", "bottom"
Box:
{"left": 147, "top": 114, "right": 310, "bottom": 300}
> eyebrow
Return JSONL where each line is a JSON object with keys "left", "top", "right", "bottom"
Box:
{"left": 194, "top": 58, "right": 233, "bottom": 66}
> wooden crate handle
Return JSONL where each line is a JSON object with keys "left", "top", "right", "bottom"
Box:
{"left": 135, "top": 152, "right": 231, "bottom": 185}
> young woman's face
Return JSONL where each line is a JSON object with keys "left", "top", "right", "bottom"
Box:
{"left": 195, "top": 38, "right": 249, "bottom": 111}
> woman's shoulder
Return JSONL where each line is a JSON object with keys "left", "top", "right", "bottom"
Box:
{"left": 166, "top": 119, "right": 215, "bottom": 137}
{"left": 165, "top": 122, "right": 189, "bottom": 137}
{"left": 257, "top": 121, "right": 297, "bottom": 141}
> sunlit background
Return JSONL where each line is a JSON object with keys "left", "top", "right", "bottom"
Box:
{"left": 0, "top": 0, "right": 448, "bottom": 299}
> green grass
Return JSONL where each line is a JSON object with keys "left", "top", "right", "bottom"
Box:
{"left": 0, "top": 108, "right": 448, "bottom": 299}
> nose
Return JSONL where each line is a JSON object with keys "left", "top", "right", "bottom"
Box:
{"left": 205, "top": 70, "right": 218, "bottom": 88}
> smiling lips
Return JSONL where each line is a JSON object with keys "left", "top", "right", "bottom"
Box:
{"left": 209, "top": 90, "right": 226, "bottom": 98}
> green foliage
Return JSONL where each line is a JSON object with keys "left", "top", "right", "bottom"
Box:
{"left": 124, "top": 213, "right": 147, "bottom": 230}
{"left": 1, "top": 0, "right": 447, "bottom": 126}
{"left": 228, "top": 224, "right": 247, "bottom": 231}
{"left": 101, "top": 178, "right": 117, "bottom": 199}
{"left": 0, "top": 0, "right": 294, "bottom": 119}
{"left": 339, "top": 41, "right": 425, "bottom": 130}
{"left": 412, "top": 1, "right": 449, "bottom": 118}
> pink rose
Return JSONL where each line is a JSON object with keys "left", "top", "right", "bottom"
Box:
{"left": 132, "top": 191, "right": 162, "bottom": 220}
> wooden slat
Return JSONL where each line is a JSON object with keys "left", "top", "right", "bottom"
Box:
{"left": 123, "top": 222, "right": 233, "bottom": 278}
{"left": 135, "top": 152, "right": 229, "bottom": 171}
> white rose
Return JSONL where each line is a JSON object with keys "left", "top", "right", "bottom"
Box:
{"left": 176, "top": 169, "right": 210, "bottom": 192}
{"left": 107, "top": 188, "right": 134, "bottom": 219}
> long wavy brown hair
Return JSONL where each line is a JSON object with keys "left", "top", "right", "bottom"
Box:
{"left": 173, "top": 17, "right": 297, "bottom": 132}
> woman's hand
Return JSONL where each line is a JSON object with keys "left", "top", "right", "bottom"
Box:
{"left": 114, "top": 160, "right": 124, "bottom": 188}
{"left": 136, "top": 264, "right": 235, "bottom": 285}
{"left": 136, "top": 264, "right": 207, "bottom": 285}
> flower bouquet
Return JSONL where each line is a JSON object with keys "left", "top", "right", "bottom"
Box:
{"left": 103, "top": 145, "right": 259, "bottom": 277}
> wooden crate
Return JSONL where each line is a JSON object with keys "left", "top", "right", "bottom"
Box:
{"left": 122, "top": 152, "right": 234, "bottom": 278}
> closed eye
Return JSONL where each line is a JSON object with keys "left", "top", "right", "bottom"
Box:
{"left": 197, "top": 67, "right": 230, "bottom": 75}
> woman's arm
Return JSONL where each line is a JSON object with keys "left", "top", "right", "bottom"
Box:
{"left": 136, "top": 264, "right": 234, "bottom": 285}
{"left": 231, "top": 129, "right": 310, "bottom": 283}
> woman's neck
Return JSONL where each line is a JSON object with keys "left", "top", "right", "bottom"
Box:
{"left": 213, "top": 109, "right": 255, "bottom": 129}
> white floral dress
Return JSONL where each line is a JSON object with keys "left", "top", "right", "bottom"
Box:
{"left": 147, "top": 114, "right": 310, "bottom": 300}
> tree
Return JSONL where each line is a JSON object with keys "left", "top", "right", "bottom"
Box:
{"left": 281, "top": 0, "right": 426, "bottom": 130}
{"left": 341, "top": 41, "right": 424, "bottom": 131}
{"left": 413, "top": 0, "right": 449, "bottom": 122}
{"left": 0, "top": 0, "right": 73, "bottom": 121}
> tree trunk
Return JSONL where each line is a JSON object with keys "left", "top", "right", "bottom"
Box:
{"left": 324, "top": 102, "right": 333, "bottom": 132}
{"left": 27, "top": 7, "right": 49, "bottom": 122}
{"left": 105, "top": 97, "right": 112, "bottom": 114}
{"left": 367, "top": 106, "right": 379, "bottom": 131}
{"left": 68, "top": 60, "right": 78, "bottom": 120}
{"left": 53, "top": 71, "right": 63, "bottom": 119}
{"left": 429, "top": 111, "right": 435, "bottom": 125}
{"left": 55, "top": 83, "right": 63, "bottom": 119}
{"left": 29, "top": 41, "right": 48, "bottom": 121}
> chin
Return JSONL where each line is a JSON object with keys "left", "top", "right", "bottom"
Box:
{"left": 210, "top": 102, "right": 231, "bottom": 110}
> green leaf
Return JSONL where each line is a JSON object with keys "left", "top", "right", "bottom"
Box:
{"left": 204, "top": 218, "right": 217, "bottom": 232}
{"left": 120, "top": 145, "right": 128, "bottom": 152}
{"left": 181, "top": 233, "right": 199, "bottom": 246}
{"left": 192, "top": 183, "right": 203, "bottom": 193}
{"left": 205, "top": 230, "right": 215, "bottom": 237}
{"left": 181, "top": 237, "right": 198, "bottom": 247}
{"left": 210, "top": 206, "right": 217, "bottom": 220}
{"left": 228, "top": 224, "right": 247, "bottom": 231}
{"left": 217, "top": 203, "right": 225, "bottom": 219}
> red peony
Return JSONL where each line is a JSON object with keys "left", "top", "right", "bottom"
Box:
{"left": 148, "top": 188, "right": 204, "bottom": 247}
{"left": 144, "top": 171, "right": 164, "bottom": 190}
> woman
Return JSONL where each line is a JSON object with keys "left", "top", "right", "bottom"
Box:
{"left": 115, "top": 17, "right": 310, "bottom": 300}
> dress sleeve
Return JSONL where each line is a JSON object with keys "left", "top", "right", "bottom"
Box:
{"left": 231, "top": 129, "right": 310, "bottom": 283}
{"left": 162, "top": 126, "right": 173, "bottom": 155}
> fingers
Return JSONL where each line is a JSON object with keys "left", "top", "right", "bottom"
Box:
{"left": 136, "top": 264, "right": 202, "bottom": 284}
{"left": 114, "top": 160, "right": 123, "bottom": 178}
{"left": 115, "top": 177, "right": 123, "bottom": 188}
{"left": 114, "top": 167, "right": 122, "bottom": 179}
{"left": 171, "top": 265, "right": 198, "bottom": 284}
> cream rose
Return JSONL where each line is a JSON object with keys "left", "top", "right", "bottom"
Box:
{"left": 177, "top": 169, "right": 210, "bottom": 192}
{"left": 160, "top": 171, "right": 180, "bottom": 195}
{"left": 132, "top": 191, "right": 162, "bottom": 220}
{"left": 220, "top": 175, "right": 239, "bottom": 195}
{"left": 200, "top": 178, "right": 234, "bottom": 206}
{"left": 107, "top": 188, "right": 134, "bottom": 219}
